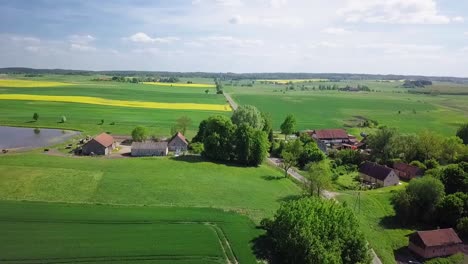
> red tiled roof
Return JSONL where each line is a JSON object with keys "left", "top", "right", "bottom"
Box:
{"left": 393, "top": 163, "right": 423, "bottom": 178}
{"left": 414, "top": 228, "right": 462, "bottom": 248}
{"left": 93, "top": 133, "right": 114, "bottom": 147}
{"left": 169, "top": 132, "right": 188, "bottom": 144}
{"left": 313, "top": 129, "right": 349, "bottom": 140}
{"left": 359, "top": 161, "right": 394, "bottom": 181}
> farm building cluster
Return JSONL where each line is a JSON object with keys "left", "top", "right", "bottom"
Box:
{"left": 79, "top": 132, "right": 188, "bottom": 157}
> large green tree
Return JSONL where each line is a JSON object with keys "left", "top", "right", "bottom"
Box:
{"left": 280, "top": 114, "right": 296, "bottom": 140}
{"left": 456, "top": 123, "right": 468, "bottom": 145}
{"left": 280, "top": 140, "right": 303, "bottom": 178}
{"left": 305, "top": 161, "right": 332, "bottom": 197}
{"left": 202, "top": 115, "right": 236, "bottom": 161}
{"left": 417, "top": 130, "right": 443, "bottom": 161}
{"left": 264, "top": 198, "right": 371, "bottom": 264}
{"left": 298, "top": 141, "right": 325, "bottom": 168}
{"left": 440, "top": 164, "right": 468, "bottom": 194}
{"left": 231, "top": 105, "right": 264, "bottom": 130}
{"left": 367, "top": 127, "right": 396, "bottom": 162}
{"left": 261, "top": 111, "right": 274, "bottom": 143}
{"left": 131, "top": 126, "right": 148, "bottom": 142}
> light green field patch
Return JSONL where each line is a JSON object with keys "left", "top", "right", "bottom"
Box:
{"left": 0, "top": 165, "right": 102, "bottom": 202}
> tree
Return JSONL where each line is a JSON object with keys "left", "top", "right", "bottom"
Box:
{"left": 305, "top": 161, "right": 332, "bottom": 196}
{"left": 189, "top": 142, "right": 204, "bottom": 154}
{"left": 336, "top": 149, "right": 362, "bottom": 166}
{"left": 250, "top": 130, "right": 269, "bottom": 166}
{"left": 261, "top": 112, "right": 274, "bottom": 143}
{"left": 436, "top": 192, "right": 467, "bottom": 227}
{"left": 298, "top": 141, "right": 325, "bottom": 168}
{"left": 456, "top": 123, "right": 468, "bottom": 145}
{"left": 367, "top": 127, "right": 396, "bottom": 162}
{"left": 442, "top": 136, "right": 464, "bottom": 163}
{"left": 390, "top": 133, "right": 420, "bottom": 162}
{"left": 440, "top": 164, "right": 468, "bottom": 194}
{"left": 417, "top": 130, "right": 443, "bottom": 161}
{"left": 202, "top": 115, "right": 235, "bottom": 161}
{"left": 60, "top": 116, "right": 67, "bottom": 123}
{"left": 231, "top": 105, "right": 264, "bottom": 130}
{"left": 280, "top": 114, "right": 296, "bottom": 140}
{"left": 264, "top": 198, "right": 371, "bottom": 264}
{"left": 205, "top": 89, "right": 209, "bottom": 94}
{"left": 33, "top": 112, "right": 39, "bottom": 121}
{"left": 280, "top": 140, "right": 302, "bottom": 177}
{"left": 175, "top": 116, "right": 192, "bottom": 135}
{"left": 234, "top": 124, "right": 254, "bottom": 165}
{"left": 131, "top": 126, "right": 148, "bottom": 142}
{"left": 392, "top": 176, "right": 445, "bottom": 225}
{"left": 192, "top": 119, "right": 208, "bottom": 143}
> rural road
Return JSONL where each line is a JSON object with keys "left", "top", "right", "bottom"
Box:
{"left": 223, "top": 93, "right": 238, "bottom": 110}
{"left": 267, "top": 157, "right": 382, "bottom": 264}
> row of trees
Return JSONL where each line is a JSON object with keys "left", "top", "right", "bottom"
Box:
{"left": 192, "top": 105, "right": 272, "bottom": 166}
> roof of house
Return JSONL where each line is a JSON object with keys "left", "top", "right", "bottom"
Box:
{"left": 313, "top": 129, "right": 349, "bottom": 140}
{"left": 92, "top": 133, "right": 114, "bottom": 147}
{"left": 359, "top": 161, "right": 395, "bottom": 181}
{"left": 393, "top": 162, "right": 423, "bottom": 176}
{"left": 131, "top": 141, "right": 168, "bottom": 150}
{"left": 169, "top": 132, "right": 188, "bottom": 144}
{"left": 411, "top": 228, "right": 462, "bottom": 248}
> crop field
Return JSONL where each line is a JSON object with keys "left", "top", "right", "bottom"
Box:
{"left": 0, "top": 201, "right": 260, "bottom": 264}
{"left": 143, "top": 82, "right": 216, "bottom": 88}
{"left": 0, "top": 76, "right": 228, "bottom": 137}
{"left": 227, "top": 81, "right": 468, "bottom": 136}
{"left": 0, "top": 79, "right": 74, "bottom": 87}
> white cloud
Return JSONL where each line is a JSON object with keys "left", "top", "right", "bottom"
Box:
{"left": 270, "top": 0, "right": 287, "bottom": 9}
{"left": 453, "top": 16, "right": 465, "bottom": 23}
{"left": 465, "top": 32, "right": 468, "bottom": 37}
{"left": 193, "top": 0, "right": 243, "bottom": 6}
{"left": 317, "top": 41, "right": 342, "bottom": 48}
{"left": 199, "top": 36, "right": 263, "bottom": 48}
{"left": 24, "top": 46, "right": 40, "bottom": 52}
{"left": 357, "top": 43, "right": 443, "bottom": 55}
{"left": 322, "top": 27, "right": 352, "bottom": 35}
{"left": 10, "top": 36, "right": 41, "bottom": 44}
{"left": 127, "top": 32, "right": 179, "bottom": 44}
{"left": 227, "top": 15, "right": 303, "bottom": 27}
{"left": 70, "top": 43, "right": 96, "bottom": 51}
{"left": 338, "top": 0, "right": 457, "bottom": 24}
{"left": 68, "top": 34, "right": 95, "bottom": 45}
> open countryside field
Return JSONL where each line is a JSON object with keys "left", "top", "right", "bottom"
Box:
{"left": 227, "top": 81, "right": 468, "bottom": 136}
{"left": 0, "top": 201, "right": 260, "bottom": 264}
{"left": 0, "top": 76, "right": 228, "bottom": 137}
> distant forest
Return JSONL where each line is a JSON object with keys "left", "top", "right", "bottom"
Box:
{"left": 1, "top": 67, "right": 468, "bottom": 83}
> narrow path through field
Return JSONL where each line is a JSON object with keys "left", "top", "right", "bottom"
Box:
{"left": 223, "top": 93, "right": 238, "bottom": 110}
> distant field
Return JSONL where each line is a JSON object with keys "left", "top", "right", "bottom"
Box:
{"left": 228, "top": 83, "right": 468, "bottom": 136}
{"left": 143, "top": 82, "right": 216, "bottom": 88}
{"left": 0, "top": 201, "right": 260, "bottom": 264}
{"left": 0, "top": 79, "right": 73, "bottom": 87}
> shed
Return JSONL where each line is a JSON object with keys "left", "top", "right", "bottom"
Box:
{"left": 131, "top": 141, "right": 168, "bottom": 157}
{"left": 359, "top": 161, "right": 399, "bottom": 187}
{"left": 409, "top": 228, "right": 462, "bottom": 259}
{"left": 82, "top": 133, "right": 115, "bottom": 155}
{"left": 168, "top": 132, "right": 188, "bottom": 152}
{"left": 393, "top": 162, "right": 423, "bottom": 181}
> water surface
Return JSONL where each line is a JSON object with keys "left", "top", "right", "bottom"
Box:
{"left": 0, "top": 126, "right": 79, "bottom": 149}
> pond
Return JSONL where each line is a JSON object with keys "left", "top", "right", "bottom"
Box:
{"left": 0, "top": 126, "right": 80, "bottom": 150}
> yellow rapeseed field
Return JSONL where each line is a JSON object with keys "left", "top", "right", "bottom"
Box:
{"left": 257, "top": 79, "right": 329, "bottom": 84}
{"left": 0, "top": 94, "right": 232, "bottom": 112}
{"left": 0, "top": 79, "right": 73, "bottom": 87}
{"left": 142, "top": 82, "right": 216, "bottom": 88}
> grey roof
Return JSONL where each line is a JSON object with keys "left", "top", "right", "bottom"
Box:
{"left": 359, "top": 161, "right": 394, "bottom": 181}
{"left": 131, "top": 141, "right": 167, "bottom": 150}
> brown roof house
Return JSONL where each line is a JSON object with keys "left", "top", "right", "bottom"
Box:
{"left": 168, "top": 132, "right": 188, "bottom": 153}
{"left": 359, "top": 161, "right": 399, "bottom": 187}
{"left": 309, "top": 129, "right": 353, "bottom": 153}
{"left": 131, "top": 141, "right": 168, "bottom": 157}
{"left": 82, "top": 133, "right": 115, "bottom": 155}
{"left": 409, "top": 228, "right": 462, "bottom": 259}
{"left": 393, "top": 162, "right": 423, "bottom": 181}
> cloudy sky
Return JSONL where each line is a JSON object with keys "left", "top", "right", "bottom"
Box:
{"left": 0, "top": 0, "right": 467, "bottom": 76}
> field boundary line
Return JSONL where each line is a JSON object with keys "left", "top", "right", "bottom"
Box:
{"left": 207, "top": 223, "right": 239, "bottom": 264}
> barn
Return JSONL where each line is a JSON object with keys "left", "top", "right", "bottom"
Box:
{"left": 393, "top": 162, "right": 423, "bottom": 181}
{"left": 82, "top": 133, "right": 115, "bottom": 155}
{"left": 168, "top": 132, "right": 188, "bottom": 153}
{"left": 131, "top": 141, "right": 168, "bottom": 157}
{"left": 408, "top": 228, "right": 462, "bottom": 259}
{"left": 359, "top": 161, "right": 399, "bottom": 187}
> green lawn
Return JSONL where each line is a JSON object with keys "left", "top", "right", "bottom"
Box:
{"left": 229, "top": 85, "right": 468, "bottom": 136}
{"left": 0, "top": 201, "right": 260, "bottom": 264}
{"left": 336, "top": 186, "right": 414, "bottom": 264}
{"left": 0, "top": 153, "right": 301, "bottom": 222}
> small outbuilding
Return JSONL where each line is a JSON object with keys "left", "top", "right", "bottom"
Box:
{"left": 359, "top": 161, "right": 399, "bottom": 187}
{"left": 408, "top": 228, "right": 462, "bottom": 259}
{"left": 82, "top": 133, "right": 115, "bottom": 155}
{"left": 131, "top": 141, "right": 168, "bottom": 157}
{"left": 393, "top": 162, "right": 423, "bottom": 181}
{"left": 168, "top": 132, "right": 188, "bottom": 153}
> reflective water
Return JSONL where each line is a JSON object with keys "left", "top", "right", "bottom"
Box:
{"left": 0, "top": 126, "right": 79, "bottom": 149}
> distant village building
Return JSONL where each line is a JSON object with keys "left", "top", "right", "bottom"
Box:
{"left": 359, "top": 161, "right": 399, "bottom": 187}
{"left": 308, "top": 129, "right": 354, "bottom": 152}
{"left": 393, "top": 162, "right": 423, "bottom": 181}
{"left": 168, "top": 132, "right": 189, "bottom": 153}
{"left": 82, "top": 133, "right": 115, "bottom": 155}
{"left": 131, "top": 141, "right": 168, "bottom": 157}
{"left": 408, "top": 228, "right": 462, "bottom": 259}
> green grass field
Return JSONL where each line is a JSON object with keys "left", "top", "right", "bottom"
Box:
{"left": 0, "top": 201, "right": 260, "bottom": 264}
{"left": 227, "top": 82, "right": 468, "bottom": 136}
{"left": 336, "top": 186, "right": 414, "bottom": 264}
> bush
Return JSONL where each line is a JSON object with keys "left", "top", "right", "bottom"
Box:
{"left": 457, "top": 217, "right": 468, "bottom": 237}
{"left": 131, "top": 126, "right": 148, "bottom": 142}
{"left": 189, "top": 142, "right": 204, "bottom": 154}
{"left": 425, "top": 158, "right": 440, "bottom": 169}
{"left": 410, "top": 160, "right": 427, "bottom": 170}
{"left": 337, "top": 149, "right": 362, "bottom": 166}
{"left": 60, "top": 116, "right": 67, "bottom": 123}
{"left": 425, "top": 253, "right": 464, "bottom": 264}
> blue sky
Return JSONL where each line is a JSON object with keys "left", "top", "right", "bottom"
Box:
{"left": 0, "top": 0, "right": 467, "bottom": 76}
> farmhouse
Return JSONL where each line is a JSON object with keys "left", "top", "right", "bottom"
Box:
{"left": 408, "top": 228, "right": 462, "bottom": 259}
{"left": 393, "top": 162, "right": 423, "bottom": 181}
{"left": 168, "top": 132, "right": 188, "bottom": 153}
{"left": 308, "top": 129, "right": 356, "bottom": 152}
{"left": 359, "top": 161, "right": 399, "bottom": 187}
{"left": 82, "top": 133, "right": 115, "bottom": 155}
{"left": 131, "top": 141, "right": 168, "bottom": 157}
